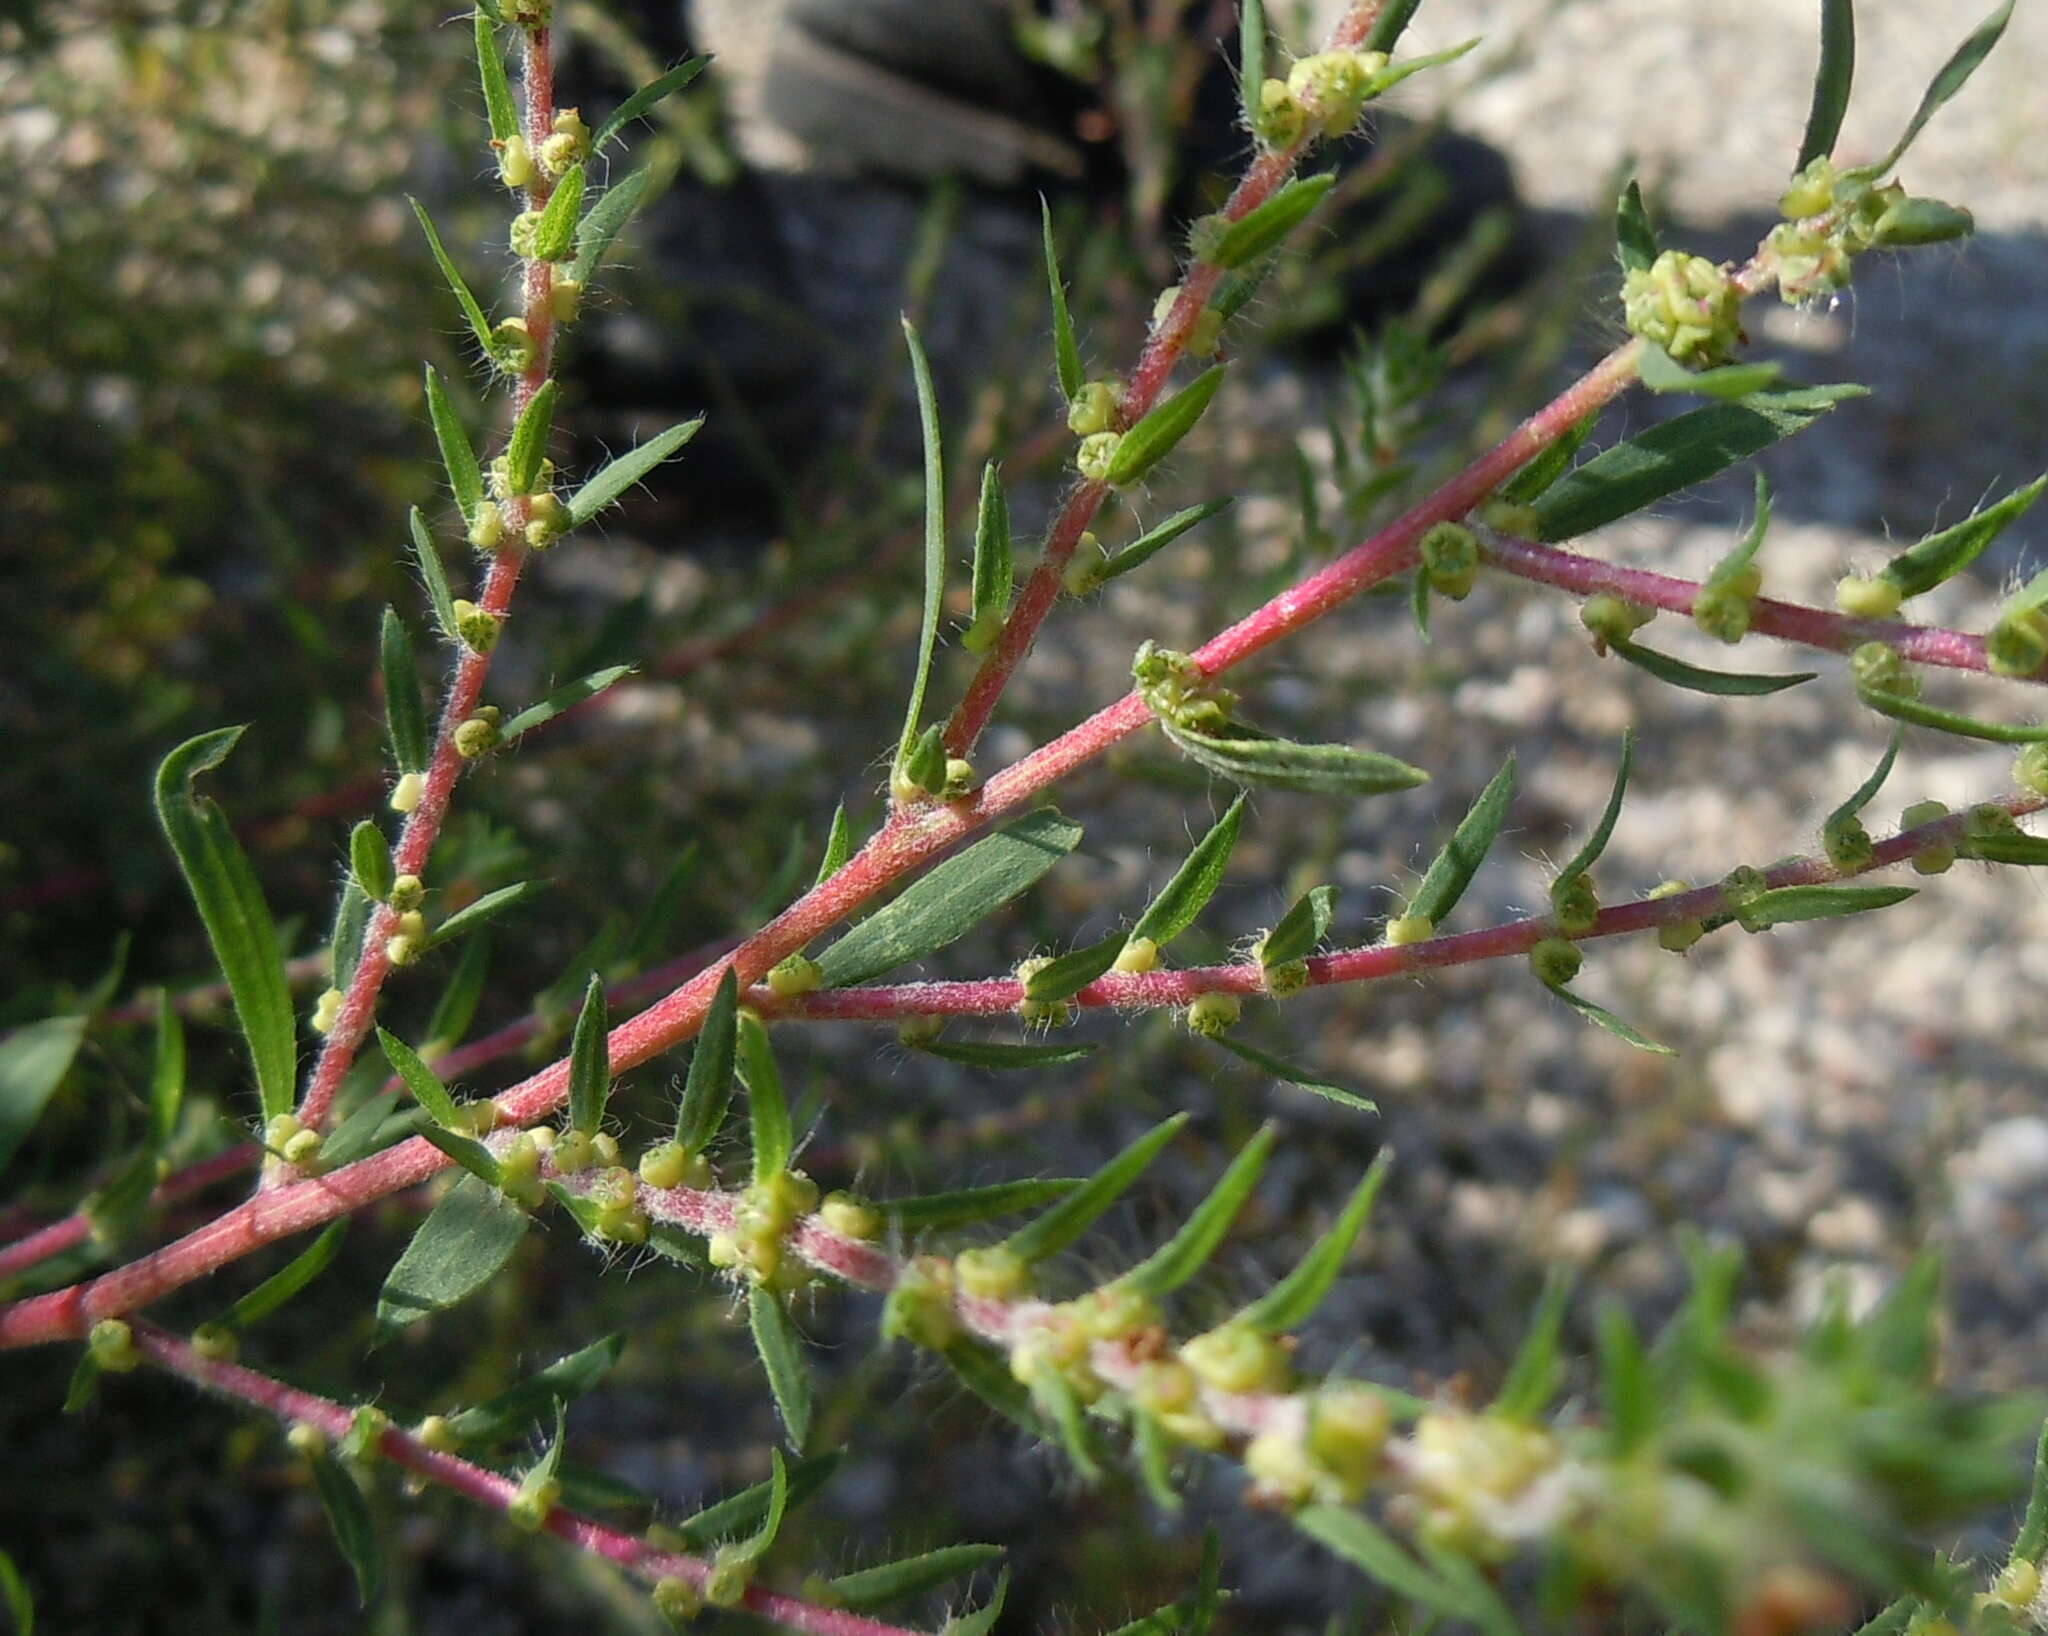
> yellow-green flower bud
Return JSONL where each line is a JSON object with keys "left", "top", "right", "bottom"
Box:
{"left": 1849, "top": 640, "right": 1917, "bottom": 698}
{"left": 1384, "top": 913, "right": 1434, "bottom": 946}
{"left": 896, "top": 1014, "right": 943, "bottom": 1049}
{"left": 1253, "top": 78, "right": 1308, "bottom": 149}
{"left": 1986, "top": 609, "right": 2048, "bottom": 679}
{"left": 1778, "top": 158, "right": 1836, "bottom": 221}
{"left": 943, "top": 757, "right": 979, "bottom": 800}
{"left": 1113, "top": 935, "right": 1160, "bottom": 974}
{"left": 498, "top": 1132, "right": 546, "bottom": 1207}
{"left": 508, "top": 209, "right": 545, "bottom": 260}
{"left": 1822, "top": 815, "right": 1873, "bottom": 872}
{"left": 1244, "top": 1428, "right": 1318, "bottom": 1506}
{"left": 1550, "top": 873, "right": 1599, "bottom": 935}
{"left": 549, "top": 277, "right": 583, "bottom": 325}
{"left": 467, "top": 500, "right": 506, "bottom": 553}
{"left": 390, "top": 771, "right": 426, "bottom": 814}
{"left": 286, "top": 1420, "right": 328, "bottom": 1459}
{"left": 1013, "top": 957, "right": 1072, "bottom": 1026}
{"left": 265, "top": 1113, "right": 302, "bottom": 1151}
{"left": 498, "top": 133, "right": 536, "bottom": 191}
{"left": 1263, "top": 959, "right": 1309, "bottom": 997}
{"left": 1183, "top": 991, "right": 1242, "bottom": 1037}
{"left": 881, "top": 1255, "right": 960, "bottom": 1350}
{"left": 637, "top": 1141, "right": 707, "bottom": 1192}
{"left": 1181, "top": 1322, "right": 1290, "bottom": 1394}
{"left": 552, "top": 1127, "right": 597, "bottom": 1174}
{"left": 1527, "top": 936, "right": 1582, "bottom": 987}
{"left": 955, "top": 1244, "right": 1030, "bottom": 1300}
{"left": 1718, "top": 864, "right": 1769, "bottom": 912}
{"left": 652, "top": 1576, "right": 703, "bottom": 1627}
{"left": 507, "top": 1472, "right": 560, "bottom": 1531}
{"left": 2014, "top": 744, "right": 2048, "bottom": 799}
{"left": 451, "top": 598, "right": 502, "bottom": 654}
{"left": 311, "top": 986, "right": 344, "bottom": 1034}
{"left": 281, "top": 1128, "right": 323, "bottom": 1169}
{"left": 1308, "top": 1385, "right": 1392, "bottom": 1495}
{"left": 1286, "top": 50, "right": 1369, "bottom": 139}
{"left": 1581, "top": 594, "right": 1655, "bottom": 648}
{"left": 388, "top": 873, "right": 425, "bottom": 912}
{"left": 1692, "top": 581, "right": 1755, "bottom": 644}
{"left": 1129, "top": 1358, "right": 1200, "bottom": 1417}
{"left": 489, "top": 317, "right": 537, "bottom": 375}
{"left": 1623, "top": 249, "right": 1743, "bottom": 366}
{"left": 342, "top": 1406, "right": 390, "bottom": 1464}
{"left": 414, "top": 1414, "right": 457, "bottom": 1453}
{"left": 1835, "top": 574, "right": 1903, "bottom": 619}
{"left": 524, "top": 491, "right": 568, "bottom": 549}
{"left": 89, "top": 1318, "right": 140, "bottom": 1373}
{"left": 190, "top": 1323, "right": 238, "bottom": 1363}
{"left": 766, "top": 954, "right": 822, "bottom": 997}
{"left": 539, "top": 107, "right": 589, "bottom": 176}
{"left": 1419, "top": 521, "right": 1480, "bottom": 600}
{"left": 1068, "top": 1285, "right": 1161, "bottom": 1341}
{"left": 1067, "top": 380, "right": 1120, "bottom": 437}
{"left": 1076, "top": 431, "right": 1122, "bottom": 483}
{"left": 819, "top": 1192, "right": 881, "bottom": 1240}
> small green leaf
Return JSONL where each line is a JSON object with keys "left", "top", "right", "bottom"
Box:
{"left": 564, "top": 421, "right": 703, "bottom": 527}
{"left": 531, "top": 161, "right": 585, "bottom": 262}
{"left": 1117, "top": 1124, "right": 1275, "bottom": 1297}
{"left": 499, "top": 665, "right": 635, "bottom": 746}
{"left": 1132, "top": 1410, "right": 1181, "bottom": 1513}
{"left": 896, "top": 318, "right": 947, "bottom": 772}
{"left": 379, "top": 609, "right": 429, "bottom": 776}
{"left": 375, "top": 1173, "right": 527, "bottom": 1336}
{"left": 568, "top": 166, "right": 651, "bottom": 283}
{"left": 409, "top": 202, "right": 496, "bottom": 362}
{"left": 1159, "top": 720, "right": 1429, "bottom": 798}
{"left": 1796, "top": 0, "right": 1857, "bottom": 171}
{"left": 737, "top": 1012, "right": 791, "bottom": 1180}
{"left": 154, "top": 729, "right": 297, "bottom": 1122}
{"left": 884, "top": 1178, "right": 1081, "bottom": 1233}
{"left": 1598, "top": 1301, "right": 1654, "bottom": 1456}
{"left": 1107, "top": 365, "right": 1226, "bottom": 487}
{"left": 329, "top": 880, "right": 372, "bottom": 989}
{"left": 424, "top": 879, "right": 549, "bottom": 951}
{"left": 1859, "top": 689, "right": 2048, "bottom": 744}
{"left": 1532, "top": 387, "right": 1864, "bottom": 542}
{"left": 1880, "top": 475, "right": 2047, "bottom": 598}
{"left": 1494, "top": 1268, "right": 1572, "bottom": 1421}
{"left": 1030, "top": 1364, "right": 1100, "bottom": 1481}
{"left": 1615, "top": 178, "right": 1658, "bottom": 274}
{"left": 971, "top": 462, "right": 1013, "bottom": 630}
{"left": 1093, "top": 497, "right": 1234, "bottom": 587}
{"left": 909, "top": 1037, "right": 1097, "bottom": 1070}
{"left": 376, "top": 1028, "right": 464, "bottom": 1130}
{"left": 1961, "top": 834, "right": 2048, "bottom": 866}
{"left": 1364, "top": 39, "right": 1479, "bottom": 98}
{"left": 0, "top": 1544, "right": 32, "bottom": 1636}
{"left": 1501, "top": 412, "right": 1597, "bottom": 504}
{"left": 1130, "top": 795, "right": 1245, "bottom": 948}
{"left": 1259, "top": 884, "right": 1336, "bottom": 969}
{"left": 943, "top": 1568, "right": 1010, "bottom": 1636}
{"left": 505, "top": 379, "right": 558, "bottom": 497}
{"left": 217, "top": 1223, "right": 346, "bottom": 1333}
{"left": 669, "top": 1453, "right": 843, "bottom": 1552}
{"left": 1042, "top": 198, "right": 1082, "bottom": 400}
{"left": 1826, "top": 731, "right": 1900, "bottom": 832}
{"left": 1635, "top": 343, "right": 1785, "bottom": 400}
{"left": 1737, "top": 884, "right": 1916, "bottom": 927}
{"left": 566, "top": 973, "right": 609, "bottom": 1137}
{"left": 309, "top": 1452, "right": 383, "bottom": 1606}
{"left": 443, "top": 1334, "right": 628, "bottom": 1445}
{"left": 0, "top": 1015, "right": 88, "bottom": 1177}
{"left": 1408, "top": 755, "right": 1515, "bottom": 926}
{"left": 1297, "top": 1506, "right": 1472, "bottom": 1618}
{"left": 749, "top": 1286, "right": 812, "bottom": 1451}
{"left": 423, "top": 367, "right": 485, "bottom": 529}
{"left": 1545, "top": 982, "right": 1676, "bottom": 1055}
{"left": 1210, "top": 174, "right": 1336, "bottom": 270}
{"left": 1208, "top": 1035, "right": 1377, "bottom": 1113}
{"left": 815, "top": 809, "right": 1084, "bottom": 987}
{"left": 1362, "top": 0, "right": 1425, "bottom": 53}
{"left": 1410, "top": 566, "right": 1432, "bottom": 641}
{"left": 1610, "top": 637, "right": 1816, "bottom": 695}
{"left": 815, "top": 807, "right": 853, "bottom": 887}
{"left": 474, "top": 9, "right": 516, "bottom": 143}
{"left": 1239, "top": 0, "right": 1266, "bottom": 132}
{"left": 424, "top": 931, "right": 491, "bottom": 1052}
{"left": 1001, "top": 1115, "right": 1188, "bottom": 1265}
{"left": 1021, "top": 932, "right": 1124, "bottom": 1004}
{"left": 898, "top": 722, "right": 946, "bottom": 796}
{"left": 823, "top": 1545, "right": 1005, "bottom": 1614}
{"left": 1708, "top": 470, "right": 1774, "bottom": 593}
{"left": 1857, "top": 1, "right": 2013, "bottom": 178}
{"left": 719, "top": 1448, "right": 789, "bottom": 1575}
{"left": 1558, "top": 729, "right": 1634, "bottom": 889}
{"left": 2012, "top": 1420, "right": 2048, "bottom": 1561}
{"left": 150, "top": 991, "right": 185, "bottom": 1153}
{"left": 407, "top": 507, "right": 460, "bottom": 640}
{"left": 1237, "top": 1152, "right": 1390, "bottom": 1332}
{"left": 676, "top": 967, "right": 740, "bottom": 1155}
{"left": 592, "top": 57, "right": 708, "bottom": 150}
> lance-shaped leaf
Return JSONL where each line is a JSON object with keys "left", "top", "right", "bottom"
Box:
{"left": 1615, "top": 178, "right": 1658, "bottom": 274}
{"left": 1407, "top": 756, "right": 1515, "bottom": 926}
{"left": 1880, "top": 475, "right": 2047, "bottom": 598}
{"left": 737, "top": 1011, "right": 791, "bottom": 1179}
{"left": 815, "top": 809, "right": 1084, "bottom": 987}
{"left": 1130, "top": 795, "right": 1245, "bottom": 948}
{"left": 215, "top": 1222, "right": 347, "bottom": 1334}
{"left": 1531, "top": 387, "right": 1864, "bottom": 541}
{"left": 505, "top": 379, "right": 557, "bottom": 497}
{"left": 1544, "top": 981, "right": 1675, "bottom": 1055}
{"left": 1962, "top": 834, "right": 2048, "bottom": 866}
{"left": 407, "top": 506, "right": 460, "bottom": 640}
{"left": 821, "top": 1545, "right": 1006, "bottom": 1615}
{"left": 154, "top": 729, "right": 297, "bottom": 1121}
{"left": 0, "top": 1015, "right": 88, "bottom": 1178}
{"left": 1610, "top": 637, "right": 1815, "bottom": 696}
{"left": 1852, "top": 1, "right": 2013, "bottom": 179}
{"left": 1258, "top": 884, "right": 1335, "bottom": 969}
{"left": 566, "top": 973, "right": 610, "bottom": 1137}
{"left": 943, "top": 1568, "right": 1010, "bottom": 1636}
{"left": 896, "top": 318, "right": 947, "bottom": 775}
{"left": 309, "top": 1452, "right": 383, "bottom": 1606}
{"left": 1297, "top": 1506, "right": 1487, "bottom": 1624}
{"left": 410, "top": 203, "right": 496, "bottom": 362}
{"left": 939, "top": 1341, "right": 1050, "bottom": 1444}
{"left": 711, "top": 1449, "right": 789, "bottom": 1584}
{"left": 670, "top": 1453, "right": 842, "bottom": 1552}
{"left": 1826, "top": 731, "right": 1900, "bottom": 835}
{"left": 380, "top": 608, "right": 429, "bottom": 775}
{"left": 1239, "top": 0, "right": 1266, "bottom": 130}
{"left": 1859, "top": 689, "right": 2048, "bottom": 744}
{"left": 592, "top": 56, "right": 708, "bottom": 150}
{"left": 375, "top": 1174, "right": 527, "bottom": 1336}
{"left": 150, "top": 991, "right": 185, "bottom": 1153}
{"left": 1556, "top": 730, "right": 1634, "bottom": 899}
{"left": 443, "top": 1334, "right": 628, "bottom": 1445}
{"left": 1022, "top": 931, "right": 1124, "bottom": 1004}
{"left": 1210, "top": 174, "right": 1336, "bottom": 270}
{"left": 569, "top": 166, "right": 651, "bottom": 283}
{"left": 1635, "top": 343, "right": 1784, "bottom": 401}
{"left": 675, "top": 967, "right": 740, "bottom": 1155}
{"left": 1737, "top": 884, "right": 1916, "bottom": 929}
{"left": 1597, "top": 1300, "right": 1654, "bottom": 1457}
{"left": 970, "top": 461, "right": 1012, "bottom": 631}
{"left": 1796, "top": 0, "right": 1857, "bottom": 171}
{"left": 1236, "top": 1152, "right": 1391, "bottom": 1332}
{"left": 1042, "top": 198, "right": 1082, "bottom": 399}
{"left": 749, "top": 1286, "right": 812, "bottom": 1451}
{"left": 885, "top": 1177, "right": 1081, "bottom": 1233}
{"left": 424, "top": 879, "right": 549, "bottom": 950}
{"left": 1493, "top": 1268, "right": 1573, "bottom": 1422}
{"left": 498, "top": 665, "right": 634, "bottom": 747}
{"left": 908, "top": 1038, "right": 1097, "bottom": 1070}
{"left": 328, "top": 880, "right": 373, "bottom": 987}
{"left": 1501, "top": 412, "right": 1597, "bottom": 505}
{"left": 564, "top": 421, "right": 703, "bottom": 527}
{"left": 1209, "top": 1035, "right": 1377, "bottom": 1113}
{"left": 1361, "top": 38, "right": 1479, "bottom": 100}
{"left": 474, "top": 9, "right": 516, "bottom": 142}
{"left": 1133, "top": 1411, "right": 1181, "bottom": 1513}
{"left": 423, "top": 366, "right": 485, "bottom": 528}
{"left": 1030, "top": 1364, "right": 1100, "bottom": 1480}
{"left": 1116, "top": 1125, "right": 1275, "bottom": 1297}
{"left": 530, "top": 161, "right": 585, "bottom": 262}
{"left": 2014, "top": 1421, "right": 2048, "bottom": 1563}
{"left": 376, "top": 1028, "right": 464, "bottom": 1130}
{"left": 1000, "top": 1115, "right": 1188, "bottom": 1265}
{"left": 1107, "top": 365, "right": 1226, "bottom": 487}
{"left": 1160, "top": 719, "right": 1429, "bottom": 797}
{"left": 425, "top": 930, "right": 491, "bottom": 1052}
{"left": 0, "top": 1547, "right": 31, "bottom": 1636}
{"left": 814, "top": 807, "right": 853, "bottom": 887}
{"left": 1092, "top": 497, "right": 1234, "bottom": 588}
{"left": 1707, "top": 470, "right": 1774, "bottom": 594}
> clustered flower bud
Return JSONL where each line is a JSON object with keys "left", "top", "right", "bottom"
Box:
{"left": 708, "top": 1168, "right": 819, "bottom": 1287}
{"left": 1066, "top": 380, "right": 1120, "bottom": 437}
{"left": 1900, "top": 800, "right": 1957, "bottom": 875}
{"left": 539, "top": 108, "right": 589, "bottom": 179}
{"left": 452, "top": 598, "right": 502, "bottom": 654}
{"left": 1622, "top": 250, "right": 1743, "bottom": 366}
{"left": 1418, "top": 522, "right": 1480, "bottom": 600}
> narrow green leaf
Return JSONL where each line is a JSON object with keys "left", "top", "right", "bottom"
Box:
{"left": 424, "top": 879, "right": 549, "bottom": 951}
{"left": 1237, "top": 1153, "right": 1390, "bottom": 1332}
{"left": 1001, "top": 1115, "right": 1188, "bottom": 1265}
{"left": 424, "top": 931, "right": 491, "bottom": 1052}
{"left": 1738, "top": 884, "right": 1916, "bottom": 928}
{"left": 566, "top": 973, "right": 609, "bottom": 1137}
{"left": 943, "top": 1568, "right": 1010, "bottom": 1636}
{"left": 1859, "top": 689, "right": 2048, "bottom": 743}
{"left": 474, "top": 9, "right": 516, "bottom": 143}
{"left": 218, "top": 1222, "right": 346, "bottom": 1333}
{"left": 1545, "top": 982, "right": 1676, "bottom": 1055}
{"left": 896, "top": 318, "right": 946, "bottom": 770}
{"left": 505, "top": 379, "right": 557, "bottom": 497}
{"left": 1826, "top": 731, "right": 1900, "bottom": 832}
{"left": 885, "top": 1178, "right": 1081, "bottom": 1233}
{"left": 409, "top": 202, "right": 496, "bottom": 360}
{"left": 1962, "top": 834, "right": 2048, "bottom": 866}
{"left": 1239, "top": 0, "right": 1266, "bottom": 132}
{"left": 1031, "top": 1365, "right": 1100, "bottom": 1480}
{"left": 737, "top": 1011, "right": 791, "bottom": 1180}
{"left": 675, "top": 967, "right": 740, "bottom": 1154}
{"left": 1130, "top": 795, "right": 1245, "bottom": 947}
{"left": 1106, "top": 365, "right": 1226, "bottom": 487}
{"left": 899, "top": 722, "right": 946, "bottom": 796}
{"left": 1297, "top": 1506, "right": 1471, "bottom": 1617}
{"left": 379, "top": 609, "right": 429, "bottom": 775}
{"left": 1410, "top": 1538, "right": 1521, "bottom": 1636}
{"left": 1410, "top": 566, "right": 1432, "bottom": 641}
{"left": 1708, "top": 470, "right": 1774, "bottom": 591}
{"left": 1362, "top": 0, "right": 1427, "bottom": 56}
{"left": 1598, "top": 1301, "right": 1654, "bottom": 1456}
{"left": 1095, "top": 497, "right": 1234, "bottom": 586}
{"left": 1615, "top": 178, "right": 1657, "bottom": 273}
{"left": 1610, "top": 637, "right": 1816, "bottom": 696}
{"left": 376, "top": 1028, "right": 464, "bottom": 1129}
{"left": 1159, "top": 719, "right": 1429, "bottom": 797}
{"left": 329, "top": 879, "right": 372, "bottom": 988}
{"left": 309, "top": 1452, "right": 383, "bottom": 1606}
{"left": 749, "top": 1286, "right": 812, "bottom": 1451}
{"left": 568, "top": 166, "right": 651, "bottom": 283}
{"left": 423, "top": 367, "right": 485, "bottom": 530}
{"left": 971, "top": 462, "right": 1012, "bottom": 629}
{"left": 815, "top": 809, "right": 1085, "bottom": 987}
{"left": 1494, "top": 1268, "right": 1572, "bottom": 1421}
{"left": 564, "top": 421, "right": 703, "bottom": 527}
{"left": 499, "top": 665, "right": 635, "bottom": 745}
{"left": 1532, "top": 387, "right": 1865, "bottom": 541}
{"left": 531, "top": 161, "right": 585, "bottom": 262}
{"left": 1210, "top": 174, "right": 1336, "bottom": 270}
{"left": 0, "top": 1015, "right": 87, "bottom": 1176}
{"left": 1365, "top": 39, "right": 1478, "bottom": 98}
{"left": 1042, "top": 198, "right": 1082, "bottom": 399}
{"left": 375, "top": 1174, "right": 526, "bottom": 1335}
{"left": 150, "top": 990, "right": 185, "bottom": 1152}
{"left": 908, "top": 1038, "right": 1097, "bottom": 1070}
{"left": 1860, "top": 1, "right": 2013, "bottom": 177}
{"left": 670, "top": 1453, "right": 842, "bottom": 1552}
{"left": 1118, "top": 1124, "right": 1275, "bottom": 1297}
{"left": 63, "top": 1354, "right": 102, "bottom": 1415}
{"left": 1880, "top": 475, "right": 2047, "bottom": 598}
{"left": 320, "top": 1094, "right": 412, "bottom": 1170}
{"left": 443, "top": 1334, "right": 627, "bottom": 1445}
{"left": 1133, "top": 1411, "right": 1181, "bottom": 1513}
{"left": 154, "top": 729, "right": 297, "bottom": 1122}
{"left": 1636, "top": 343, "right": 1785, "bottom": 400}
{"left": 592, "top": 57, "right": 708, "bottom": 151}
{"left": 407, "top": 506, "right": 459, "bottom": 641}
{"left": 720, "top": 1448, "right": 789, "bottom": 1574}
{"left": 2012, "top": 1420, "right": 2048, "bottom": 1561}
{"left": 1209, "top": 1035, "right": 1377, "bottom": 1113}
{"left": 1796, "top": 0, "right": 1857, "bottom": 171}
{"left": 814, "top": 808, "right": 853, "bottom": 887}
{"left": 1557, "top": 730, "right": 1634, "bottom": 889}
{"left": 1021, "top": 932, "right": 1124, "bottom": 1004}
{"left": 1408, "top": 756, "right": 1515, "bottom": 926}
{"left": 1259, "top": 883, "right": 1336, "bottom": 969}
{"left": 823, "top": 1545, "right": 1005, "bottom": 1614}
{"left": 1501, "top": 412, "right": 1597, "bottom": 504}
{"left": 2001, "top": 565, "right": 2048, "bottom": 625}
{"left": 0, "top": 1545, "right": 32, "bottom": 1636}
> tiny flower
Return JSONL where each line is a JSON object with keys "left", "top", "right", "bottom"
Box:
{"left": 390, "top": 771, "right": 426, "bottom": 814}
{"left": 1834, "top": 573, "right": 1903, "bottom": 619}
{"left": 1384, "top": 913, "right": 1434, "bottom": 946}
{"left": 1066, "top": 380, "right": 1120, "bottom": 437}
